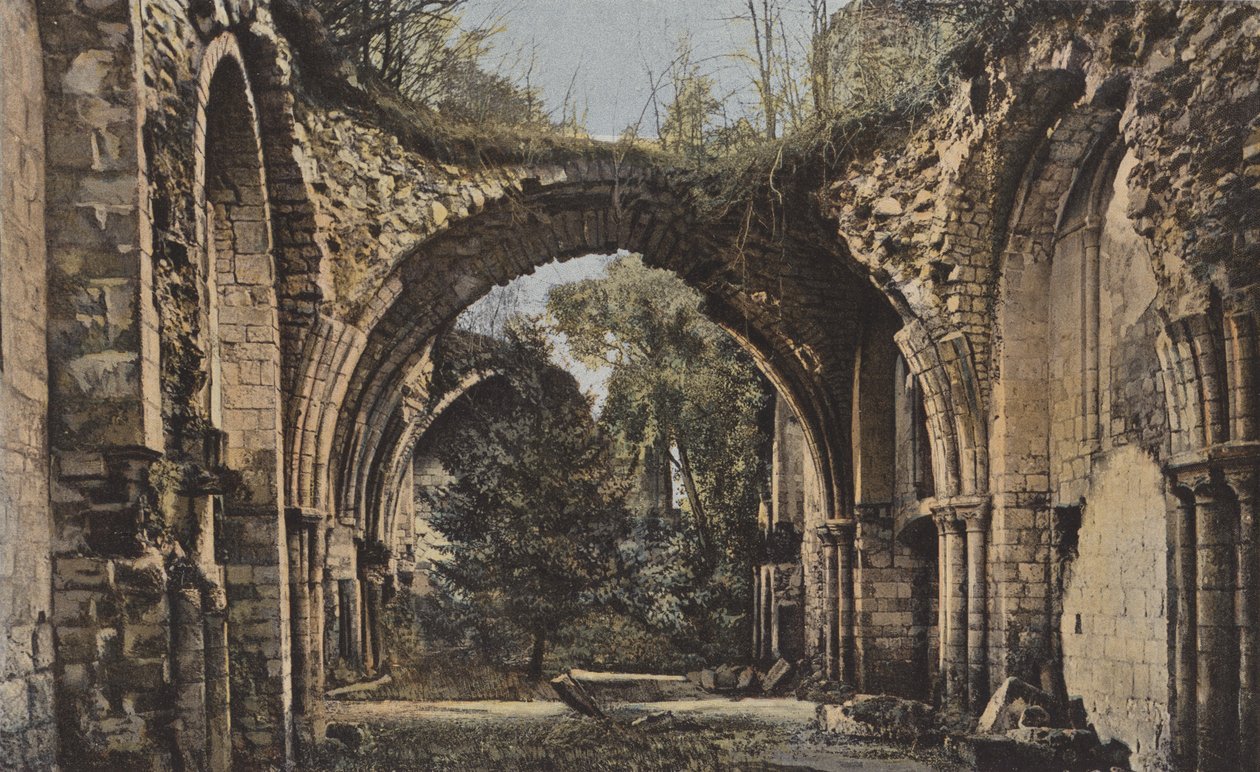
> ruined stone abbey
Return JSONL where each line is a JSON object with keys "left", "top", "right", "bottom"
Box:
{"left": 2, "top": 0, "right": 1260, "bottom": 769}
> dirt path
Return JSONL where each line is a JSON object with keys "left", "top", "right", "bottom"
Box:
{"left": 319, "top": 698, "right": 965, "bottom": 771}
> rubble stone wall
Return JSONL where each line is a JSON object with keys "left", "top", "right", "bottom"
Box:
{"left": 0, "top": 0, "right": 56, "bottom": 766}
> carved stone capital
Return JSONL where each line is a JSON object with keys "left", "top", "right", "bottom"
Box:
{"left": 931, "top": 496, "right": 989, "bottom": 532}
{"left": 1169, "top": 441, "right": 1260, "bottom": 484}
{"left": 930, "top": 505, "right": 957, "bottom": 532}
{"left": 817, "top": 519, "right": 856, "bottom": 546}
{"left": 286, "top": 506, "right": 326, "bottom": 528}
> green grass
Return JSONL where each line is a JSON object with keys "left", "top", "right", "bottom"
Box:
{"left": 310, "top": 708, "right": 967, "bottom": 771}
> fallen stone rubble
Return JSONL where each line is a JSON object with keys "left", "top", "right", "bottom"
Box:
{"left": 686, "top": 657, "right": 798, "bottom": 697}
{"left": 818, "top": 694, "right": 939, "bottom": 743}
{"left": 813, "top": 676, "right": 1133, "bottom": 771}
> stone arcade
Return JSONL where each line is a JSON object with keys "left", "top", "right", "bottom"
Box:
{"left": 1, "top": 1, "right": 1259, "bottom": 770}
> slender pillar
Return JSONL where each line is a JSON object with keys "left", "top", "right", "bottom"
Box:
{"left": 1229, "top": 467, "right": 1259, "bottom": 765}
{"left": 1195, "top": 482, "right": 1240, "bottom": 772}
{"left": 341, "top": 578, "right": 363, "bottom": 669}
{"left": 768, "top": 565, "right": 780, "bottom": 659}
{"left": 324, "top": 572, "right": 340, "bottom": 669}
{"left": 835, "top": 521, "right": 857, "bottom": 685}
{"left": 308, "top": 525, "right": 326, "bottom": 733}
{"left": 1173, "top": 490, "right": 1198, "bottom": 770}
{"left": 817, "top": 525, "right": 839, "bottom": 680}
{"left": 752, "top": 566, "right": 762, "bottom": 660}
{"left": 204, "top": 604, "right": 231, "bottom": 772}
{"left": 287, "top": 524, "right": 311, "bottom": 718}
{"left": 936, "top": 512, "right": 948, "bottom": 687}
{"left": 364, "top": 577, "right": 383, "bottom": 674}
{"left": 1082, "top": 223, "right": 1102, "bottom": 448}
{"left": 935, "top": 507, "right": 968, "bottom": 712}
{"left": 963, "top": 507, "right": 989, "bottom": 712}
{"left": 172, "top": 588, "right": 208, "bottom": 771}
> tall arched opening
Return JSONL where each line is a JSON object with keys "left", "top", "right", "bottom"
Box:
{"left": 195, "top": 40, "right": 292, "bottom": 769}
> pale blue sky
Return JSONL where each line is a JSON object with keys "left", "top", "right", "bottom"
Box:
{"left": 461, "top": 0, "right": 823, "bottom": 138}
{"left": 457, "top": 253, "right": 616, "bottom": 404}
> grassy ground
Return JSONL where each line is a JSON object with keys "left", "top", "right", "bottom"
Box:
{"left": 311, "top": 698, "right": 968, "bottom": 771}
{"left": 332, "top": 650, "right": 555, "bottom": 702}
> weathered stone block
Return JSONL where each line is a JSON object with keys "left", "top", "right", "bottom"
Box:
{"left": 27, "top": 672, "right": 55, "bottom": 725}
{"left": 0, "top": 679, "right": 31, "bottom": 732}
{"left": 54, "top": 556, "right": 114, "bottom": 590}
{"left": 977, "top": 677, "right": 1056, "bottom": 734}
{"left": 818, "top": 694, "right": 938, "bottom": 742}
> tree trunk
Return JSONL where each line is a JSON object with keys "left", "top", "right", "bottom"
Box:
{"left": 528, "top": 631, "right": 547, "bottom": 680}
{"left": 675, "top": 439, "right": 711, "bottom": 554}
{"left": 644, "top": 429, "right": 673, "bottom": 517}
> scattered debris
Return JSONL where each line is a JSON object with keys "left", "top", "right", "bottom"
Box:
{"left": 1018, "top": 705, "right": 1051, "bottom": 728}
{"left": 690, "top": 663, "right": 772, "bottom": 695}
{"left": 818, "top": 694, "right": 939, "bottom": 743}
{"left": 325, "top": 673, "right": 393, "bottom": 699}
{"left": 630, "top": 710, "right": 674, "bottom": 728}
{"left": 737, "top": 667, "right": 759, "bottom": 692}
{"left": 699, "top": 669, "right": 717, "bottom": 691}
{"left": 549, "top": 673, "right": 607, "bottom": 720}
{"left": 951, "top": 727, "right": 1131, "bottom": 771}
{"left": 325, "top": 722, "right": 368, "bottom": 751}
{"left": 713, "top": 664, "right": 741, "bottom": 690}
{"left": 565, "top": 669, "right": 707, "bottom": 702}
{"left": 977, "top": 677, "right": 1058, "bottom": 733}
{"left": 794, "top": 658, "right": 853, "bottom": 704}
{"left": 760, "top": 659, "right": 794, "bottom": 693}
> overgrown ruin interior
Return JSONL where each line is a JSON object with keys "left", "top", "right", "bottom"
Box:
{"left": 3, "top": 0, "right": 1260, "bottom": 769}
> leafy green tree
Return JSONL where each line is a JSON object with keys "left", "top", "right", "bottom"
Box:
{"left": 421, "top": 324, "right": 631, "bottom": 678}
{"left": 546, "top": 254, "right": 769, "bottom": 566}
{"left": 658, "top": 36, "right": 723, "bottom": 163}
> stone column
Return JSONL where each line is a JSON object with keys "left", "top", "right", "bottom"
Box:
{"left": 341, "top": 578, "right": 363, "bottom": 670}
{"left": 204, "top": 602, "right": 231, "bottom": 772}
{"left": 363, "top": 575, "right": 384, "bottom": 674}
{"left": 834, "top": 521, "right": 857, "bottom": 685}
{"left": 308, "top": 525, "right": 326, "bottom": 736}
{"left": 1195, "top": 482, "right": 1240, "bottom": 771}
{"left": 962, "top": 505, "right": 989, "bottom": 712}
{"left": 1082, "top": 222, "right": 1102, "bottom": 448}
{"left": 768, "top": 565, "right": 780, "bottom": 659}
{"left": 936, "top": 512, "right": 948, "bottom": 686}
{"left": 286, "top": 519, "right": 311, "bottom": 720}
{"left": 172, "top": 587, "right": 208, "bottom": 771}
{"left": 324, "top": 572, "right": 340, "bottom": 669}
{"left": 934, "top": 507, "right": 968, "bottom": 712}
{"left": 816, "top": 524, "right": 839, "bottom": 680}
{"left": 752, "top": 566, "right": 762, "bottom": 660}
{"left": 1172, "top": 490, "right": 1198, "bottom": 770}
{"left": 1228, "top": 466, "right": 1259, "bottom": 764}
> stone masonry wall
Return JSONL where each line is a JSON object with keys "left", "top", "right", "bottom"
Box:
{"left": 408, "top": 453, "right": 451, "bottom": 598}
{"left": 1058, "top": 148, "right": 1170, "bottom": 769}
{"left": 0, "top": 0, "right": 56, "bottom": 766}
{"left": 1061, "top": 447, "right": 1170, "bottom": 770}
{"left": 854, "top": 509, "right": 934, "bottom": 700}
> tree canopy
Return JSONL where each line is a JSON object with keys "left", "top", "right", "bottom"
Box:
{"left": 546, "top": 254, "right": 769, "bottom": 567}
{"left": 420, "top": 325, "right": 631, "bottom": 677}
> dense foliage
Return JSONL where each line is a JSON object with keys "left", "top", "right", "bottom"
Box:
{"left": 418, "top": 326, "right": 631, "bottom": 677}
{"left": 546, "top": 254, "right": 771, "bottom": 664}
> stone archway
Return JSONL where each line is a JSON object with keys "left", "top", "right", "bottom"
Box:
{"left": 991, "top": 89, "right": 1190, "bottom": 766}
{"left": 281, "top": 162, "right": 893, "bottom": 704}
{"left": 195, "top": 37, "right": 292, "bottom": 769}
